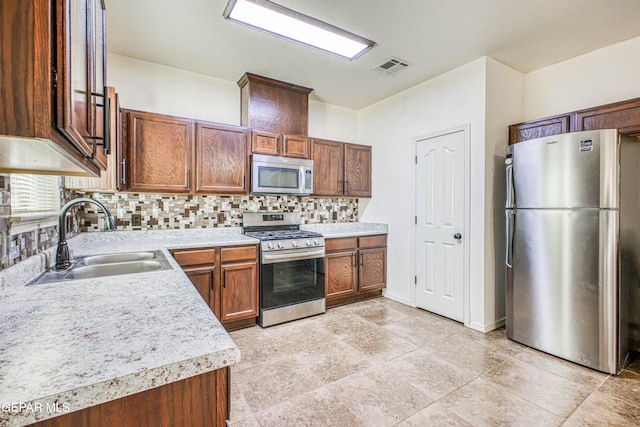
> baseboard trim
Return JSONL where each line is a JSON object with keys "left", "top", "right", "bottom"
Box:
{"left": 382, "top": 292, "right": 414, "bottom": 307}
{"left": 469, "top": 317, "right": 506, "bottom": 333}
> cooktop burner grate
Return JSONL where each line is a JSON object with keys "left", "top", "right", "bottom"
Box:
{"left": 244, "top": 230, "right": 323, "bottom": 241}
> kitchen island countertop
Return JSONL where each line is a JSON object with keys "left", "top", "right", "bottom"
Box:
{"left": 0, "top": 228, "right": 258, "bottom": 426}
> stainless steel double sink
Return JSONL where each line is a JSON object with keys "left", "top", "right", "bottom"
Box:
{"left": 30, "top": 250, "right": 172, "bottom": 285}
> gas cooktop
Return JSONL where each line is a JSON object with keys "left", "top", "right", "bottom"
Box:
{"left": 244, "top": 230, "right": 323, "bottom": 241}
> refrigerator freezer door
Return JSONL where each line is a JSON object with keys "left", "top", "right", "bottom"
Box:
{"left": 512, "top": 129, "right": 619, "bottom": 209}
{"left": 507, "top": 209, "right": 620, "bottom": 373}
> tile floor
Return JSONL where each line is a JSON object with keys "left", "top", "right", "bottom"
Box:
{"left": 228, "top": 297, "right": 640, "bottom": 426}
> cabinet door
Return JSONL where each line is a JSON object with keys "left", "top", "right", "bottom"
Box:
{"left": 311, "top": 138, "right": 344, "bottom": 196}
{"left": 251, "top": 130, "right": 280, "bottom": 156}
{"left": 56, "top": 0, "right": 94, "bottom": 159}
{"left": 64, "top": 87, "right": 117, "bottom": 190}
{"left": 184, "top": 266, "right": 217, "bottom": 316}
{"left": 344, "top": 144, "right": 372, "bottom": 197}
{"left": 575, "top": 99, "right": 640, "bottom": 136}
{"left": 90, "top": 0, "right": 107, "bottom": 170}
{"left": 326, "top": 250, "right": 358, "bottom": 300}
{"left": 221, "top": 262, "right": 258, "bottom": 322}
{"left": 195, "top": 122, "right": 249, "bottom": 194}
{"left": 508, "top": 115, "right": 571, "bottom": 144}
{"left": 126, "top": 110, "right": 192, "bottom": 192}
{"left": 282, "top": 134, "right": 309, "bottom": 159}
{"left": 359, "top": 247, "right": 386, "bottom": 292}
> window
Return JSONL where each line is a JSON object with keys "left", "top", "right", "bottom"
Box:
{"left": 10, "top": 174, "right": 61, "bottom": 217}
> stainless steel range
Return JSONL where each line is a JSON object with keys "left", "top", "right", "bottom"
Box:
{"left": 243, "top": 212, "right": 325, "bottom": 327}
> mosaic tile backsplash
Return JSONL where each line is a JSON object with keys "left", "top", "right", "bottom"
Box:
{"left": 77, "top": 192, "right": 359, "bottom": 232}
{"left": 0, "top": 177, "right": 81, "bottom": 270}
{"left": 0, "top": 182, "right": 358, "bottom": 271}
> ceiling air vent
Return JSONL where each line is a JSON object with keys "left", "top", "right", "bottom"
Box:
{"left": 374, "top": 57, "right": 411, "bottom": 76}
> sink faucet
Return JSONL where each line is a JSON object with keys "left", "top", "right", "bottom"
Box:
{"left": 55, "top": 197, "right": 117, "bottom": 270}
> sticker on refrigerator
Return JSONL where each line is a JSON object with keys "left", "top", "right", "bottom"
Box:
{"left": 579, "top": 139, "right": 593, "bottom": 152}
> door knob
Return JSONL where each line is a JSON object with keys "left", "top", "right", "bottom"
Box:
{"left": 453, "top": 233, "right": 462, "bottom": 240}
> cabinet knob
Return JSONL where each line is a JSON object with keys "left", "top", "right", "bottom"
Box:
{"left": 453, "top": 233, "right": 462, "bottom": 240}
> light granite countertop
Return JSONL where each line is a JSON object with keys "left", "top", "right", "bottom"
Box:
{"left": 0, "top": 228, "right": 258, "bottom": 426}
{"left": 301, "top": 222, "right": 388, "bottom": 238}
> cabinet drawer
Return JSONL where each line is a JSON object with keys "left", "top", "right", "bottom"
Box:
{"left": 326, "top": 237, "right": 358, "bottom": 252}
{"left": 172, "top": 248, "right": 217, "bottom": 267}
{"left": 221, "top": 245, "right": 258, "bottom": 264}
{"left": 358, "top": 234, "right": 387, "bottom": 249}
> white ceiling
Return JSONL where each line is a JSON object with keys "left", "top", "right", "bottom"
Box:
{"left": 106, "top": 0, "right": 640, "bottom": 110}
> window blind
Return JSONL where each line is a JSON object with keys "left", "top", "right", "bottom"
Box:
{"left": 10, "top": 174, "right": 61, "bottom": 215}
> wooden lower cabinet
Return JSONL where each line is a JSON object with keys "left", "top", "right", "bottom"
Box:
{"left": 171, "top": 245, "right": 259, "bottom": 330}
{"left": 326, "top": 251, "right": 358, "bottom": 299}
{"left": 30, "top": 368, "right": 229, "bottom": 427}
{"left": 184, "top": 265, "right": 216, "bottom": 310}
{"left": 359, "top": 247, "right": 387, "bottom": 292}
{"left": 325, "top": 235, "right": 387, "bottom": 307}
{"left": 221, "top": 262, "right": 258, "bottom": 322}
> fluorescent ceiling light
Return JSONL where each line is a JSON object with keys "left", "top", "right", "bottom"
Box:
{"left": 223, "top": 0, "right": 375, "bottom": 60}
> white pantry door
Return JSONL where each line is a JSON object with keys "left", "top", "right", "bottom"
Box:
{"left": 415, "top": 130, "right": 465, "bottom": 322}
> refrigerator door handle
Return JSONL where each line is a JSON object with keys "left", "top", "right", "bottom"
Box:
{"left": 505, "top": 162, "right": 514, "bottom": 209}
{"left": 505, "top": 210, "right": 514, "bottom": 268}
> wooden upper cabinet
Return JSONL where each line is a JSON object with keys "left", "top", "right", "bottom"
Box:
{"left": 344, "top": 143, "right": 372, "bottom": 197}
{"left": 238, "top": 73, "right": 312, "bottom": 135}
{"left": 311, "top": 138, "right": 344, "bottom": 196}
{"left": 0, "top": 0, "right": 110, "bottom": 176}
{"left": 64, "top": 87, "right": 119, "bottom": 190}
{"left": 509, "top": 97, "right": 640, "bottom": 144}
{"left": 508, "top": 115, "right": 571, "bottom": 145}
{"left": 195, "top": 122, "right": 249, "bottom": 194}
{"left": 59, "top": 0, "right": 92, "bottom": 159}
{"left": 250, "top": 130, "right": 309, "bottom": 158}
{"left": 125, "top": 110, "right": 193, "bottom": 193}
{"left": 90, "top": 0, "right": 108, "bottom": 171}
{"left": 239, "top": 73, "right": 312, "bottom": 159}
{"left": 575, "top": 98, "right": 640, "bottom": 137}
{"left": 57, "top": 0, "right": 109, "bottom": 169}
{"left": 311, "top": 139, "right": 372, "bottom": 197}
{"left": 121, "top": 109, "right": 251, "bottom": 194}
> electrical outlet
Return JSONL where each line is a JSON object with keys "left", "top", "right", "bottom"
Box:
{"left": 217, "top": 213, "right": 225, "bottom": 223}
{"left": 332, "top": 211, "right": 338, "bottom": 220}
{"left": 131, "top": 214, "right": 142, "bottom": 227}
{"left": 9, "top": 246, "right": 20, "bottom": 260}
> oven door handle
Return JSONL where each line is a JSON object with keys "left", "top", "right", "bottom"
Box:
{"left": 262, "top": 250, "right": 325, "bottom": 264}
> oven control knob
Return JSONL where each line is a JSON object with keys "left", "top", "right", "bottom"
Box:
{"left": 292, "top": 241, "right": 299, "bottom": 247}
{"left": 305, "top": 240, "right": 312, "bottom": 246}
{"left": 313, "top": 239, "right": 319, "bottom": 246}
{"left": 277, "top": 241, "right": 284, "bottom": 249}
{"left": 267, "top": 242, "right": 274, "bottom": 250}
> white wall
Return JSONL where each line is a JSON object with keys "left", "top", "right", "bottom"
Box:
{"left": 524, "top": 35, "right": 640, "bottom": 120}
{"left": 107, "top": 53, "right": 241, "bottom": 125}
{"left": 357, "top": 58, "right": 489, "bottom": 327}
{"left": 309, "top": 101, "right": 358, "bottom": 142}
{"left": 107, "top": 53, "right": 358, "bottom": 142}
{"left": 484, "top": 58, "right": 524, "bottom": 328}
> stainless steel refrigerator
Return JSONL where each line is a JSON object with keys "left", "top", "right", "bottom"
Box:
{"left": 505, "top": 129, "right": 640, "bottom": 374}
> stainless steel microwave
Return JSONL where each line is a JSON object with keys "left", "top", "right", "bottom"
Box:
{"left": 251, "top": 154, "right": 313, "bottom": 195}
